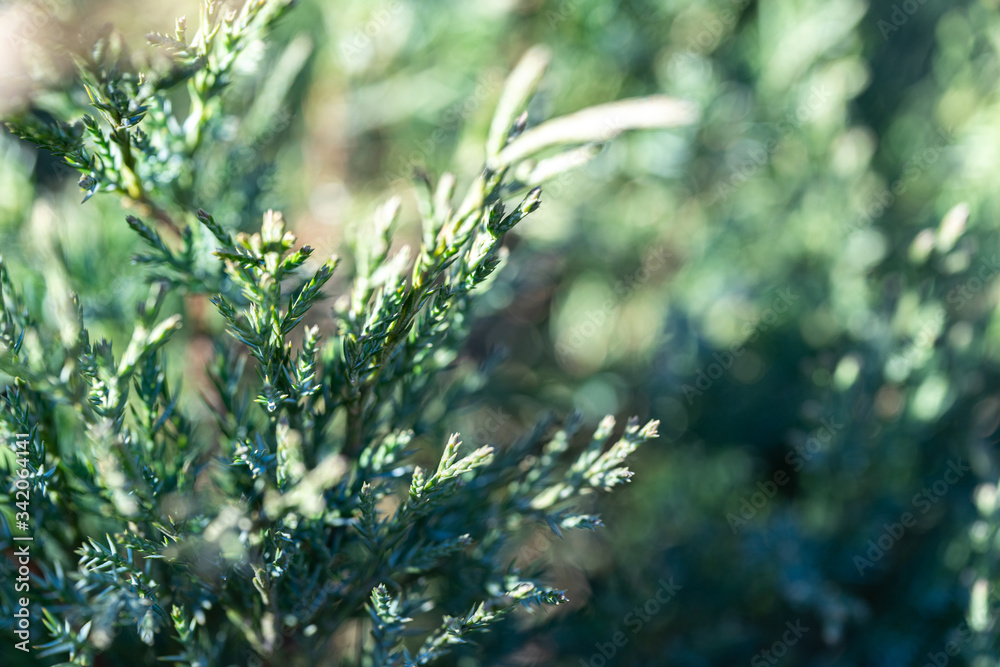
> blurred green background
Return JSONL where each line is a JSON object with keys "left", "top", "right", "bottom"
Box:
{"left": 5, "top": 0, "right": 1000, "bottom": 664}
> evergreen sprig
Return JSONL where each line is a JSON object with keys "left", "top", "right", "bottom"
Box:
{"left": 0, "top": 3, "right": 696, "bottom": 665}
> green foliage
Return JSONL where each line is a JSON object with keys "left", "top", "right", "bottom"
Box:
{"left": 305, "top": 1, "right": 1000, "bottom": 665}
{"left": 10, "top": 0, "right": 1000, "bottom": 665}
{"left": 0, "top": 2, "right": 687, "bottom": 665}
